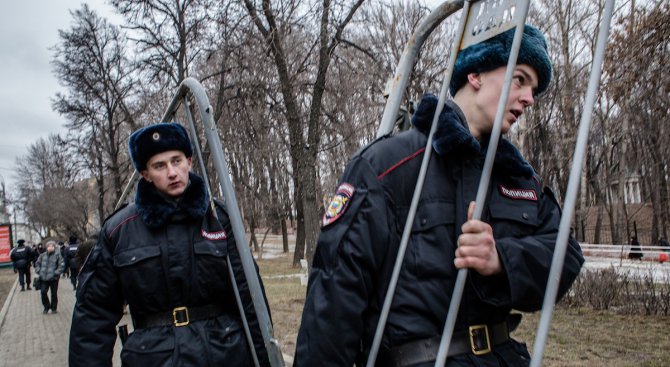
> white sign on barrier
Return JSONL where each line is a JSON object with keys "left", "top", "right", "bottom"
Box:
{"left": 461, "top": 0, "right": 528, "bottom": 49}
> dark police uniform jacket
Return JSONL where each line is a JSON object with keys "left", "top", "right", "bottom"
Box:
{"left": 69, "top": 173, "right": 271, "bottom": 367}
{"left": 10, "top": 245, "right": 32, "bottom": 269}
{"left": 294, "top": 96, "right": 585, "bottom": 366}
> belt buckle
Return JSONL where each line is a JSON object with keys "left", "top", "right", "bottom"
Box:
{"left": 173, "top": 306, "right": 189, "bottom": 327}
{"left": 469, "top": 324, "right": 491, "bottom": 355}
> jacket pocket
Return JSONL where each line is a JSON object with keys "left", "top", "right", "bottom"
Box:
{"left": 207, "top": 314, "right": 251, "bottom": 366}
{"left": 193, "top": 240, "right": 230, "bottom": 296}
{"left": 114, "top": 246, "right": 163, "bottom": 298}
{"left": 405, "top": 201, "right": 457, "bottom": 277}
{"left": 488, "top": 201, "right": 539, "bottom": 238}
{"left": 121, "top": 328, "right": 174, "bottom": 367}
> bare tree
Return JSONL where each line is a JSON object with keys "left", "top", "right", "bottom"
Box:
{"left": 241, "top": 0, "right": 366, "bottom": 265}
{"left": 52, "top": 4, "right": 137, "bottom": 220}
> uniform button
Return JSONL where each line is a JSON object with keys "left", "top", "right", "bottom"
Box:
{"left": 522, "top": 213, "right": 529, "bottom": 220}
{"left": 131, "top": 256, "right": 136, "bottom": 262}
{"left": 140, "top": 345, "right": 146, "bottom": 350}
{"left": 216, "top": 250, "right": 221, "bottom": 255}
{"left": 421, "top": 218, "right": 427, "bottom": 225}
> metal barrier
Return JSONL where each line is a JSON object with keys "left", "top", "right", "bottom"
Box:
{"left": 115, "top": 77, "right": 285, "bottom": 367}
{"left": 368, "top": 0, "right": 615, "bottom": 366}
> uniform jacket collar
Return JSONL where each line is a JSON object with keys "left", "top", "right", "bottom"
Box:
{"left": 411, "top": 94, "right": 534, "bottom": 178}
{"left": 135, "top": 172, "right": 209, "bottom": 229}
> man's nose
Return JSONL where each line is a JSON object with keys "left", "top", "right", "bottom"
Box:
{"left": 520, "top": 87, "right": 535, "bottom": 107}
{"left": 167, "top": 163, "right": 177, "bottom": 176}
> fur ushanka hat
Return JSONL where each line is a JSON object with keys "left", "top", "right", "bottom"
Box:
{"left": 449, "top": 24, "right": 552, "bottom": 96}
{"left": 128, "top": 122, "right": 193, "bottom": 171}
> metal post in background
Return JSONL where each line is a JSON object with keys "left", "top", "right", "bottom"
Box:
{"left": 530, "top": 1, "right": 615, "bottom": 365}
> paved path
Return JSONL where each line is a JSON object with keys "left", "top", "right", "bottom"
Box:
{"left": 0, "top": 277, "right": 127, "bottom": 367}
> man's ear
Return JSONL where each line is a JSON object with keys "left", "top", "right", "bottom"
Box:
{"left": 467, "top": 73, "right": 482, "bottom": 90}
{"left": 140, "top": 170, "right": 152, "bottom": 183}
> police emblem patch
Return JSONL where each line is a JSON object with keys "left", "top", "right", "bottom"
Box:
{"left": 322, "top": 183, "right": 355, "bottom": 227}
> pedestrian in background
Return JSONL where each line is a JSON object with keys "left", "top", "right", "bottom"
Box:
{"left": 10, "top": 239, "right": 33, "bottom": 291}
{"left": 628, "top": 236, "right": 643, "bottom": 260}
{"left": 35, "top": 240, "right": 65, "bottom": 314}
{"left": 65, "top": 236, "right": 80, "bottom": 289}
{"left": 60, "top": 241, "right": 70, "bottom": 278}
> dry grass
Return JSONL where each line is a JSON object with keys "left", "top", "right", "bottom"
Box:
{"left": 256, "top": 252, "right": 306, "bottom": 357}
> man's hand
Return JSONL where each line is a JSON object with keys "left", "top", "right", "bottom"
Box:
{"left": 454, "top": 202, "right": 502, "bottom": 276}
{"left": 13, "top": 268, "right": 17, "bottom": 274}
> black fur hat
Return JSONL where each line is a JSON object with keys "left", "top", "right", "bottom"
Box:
{"left": 128, "top": 123, "right": 193, "bottom": 171}
{"left": 17, "top": 239, "right": 25, "bottom": 246}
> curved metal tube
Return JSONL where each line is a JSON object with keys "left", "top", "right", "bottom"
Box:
{"left": 377, "top": 0, "right": 465, "bottom": 138}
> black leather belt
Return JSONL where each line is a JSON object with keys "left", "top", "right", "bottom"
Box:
{"left": 133, "top": 303, "right": 227, "bottom": 329}
{"left": 381, "top": 321, "right": 511, "bottom": 367}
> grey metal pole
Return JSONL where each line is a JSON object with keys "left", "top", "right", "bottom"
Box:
{"left": 529, "top": 1, "right": 615, "bottom": 365}
{"left": 182, "top": 78, "right": 285, "bottom": 367}
{"left": 366, "top": 2, "right": 470, "bottom": 366}
{"left": 182, "top": 97, "right": 261, "bottom": 367}
{"left": 434, "top": 2, "right": 531, "bottom": 364}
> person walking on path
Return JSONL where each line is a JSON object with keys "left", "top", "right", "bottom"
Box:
{"left": 10, "top": 239, "right": 33, "bottom": 291}
{"left": 69, "top": 122, "right": 273, "bottom": 366}
{"left": 64, "top": 236, "right": 80, "bottom": 289}
{"left": 35, "top": 240, "right": 65, "bottom": 314}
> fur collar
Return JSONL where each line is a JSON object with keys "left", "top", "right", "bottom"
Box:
{"left": 411, "top": 94, "right": 534, "bottom": 178}
{"left": 135, "top": 172, "right": 209, "bottom": 229}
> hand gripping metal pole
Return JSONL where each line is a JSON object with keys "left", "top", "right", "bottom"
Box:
{"left": 529, "top": 1, "right": 615, "bottom": 365}
{"left": 366, "top": 2, "right": 466, "bottom": 365}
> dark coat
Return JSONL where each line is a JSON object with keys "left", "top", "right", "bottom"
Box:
{"left": 10, "top": 245, "right": 32, "bottom": 269}
{"left": 69, "top": 173, "right": 271, "bottom": 367}
{"left": 65, "top": 242, "right": 80, "bottom": 269}
{"left": 294, "top": 96, "right": 584, "bottom": 366}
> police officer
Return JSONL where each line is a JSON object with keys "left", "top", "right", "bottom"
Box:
{"left": 10, "top": 239, "right": 33, "bottom": 291}
{"left": 295, "top": 25, "right": 585, "bottom": 366}
{"left": 69, "top": 123, "right": 272, "bottom": 366}
{"left": 64, "top": 236, "right": 79, "bottom": 289}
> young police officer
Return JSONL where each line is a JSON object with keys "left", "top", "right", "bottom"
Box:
{"left": 295, "top": 25, "right": 584, "bottom": 366}
{"left": 69, "top": 123, "right": 272, "bottom": 366}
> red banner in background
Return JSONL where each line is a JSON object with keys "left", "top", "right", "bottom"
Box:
{"left": 0, "top": 225, "right": 11, "bottom": 264}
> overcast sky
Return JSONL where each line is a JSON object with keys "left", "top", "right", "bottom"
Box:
{"left": 0, "top": 0, "right": 120, "bottom": 193}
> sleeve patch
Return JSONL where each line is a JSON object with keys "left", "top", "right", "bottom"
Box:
{"left": 322, "top": 183, "right": 355, "bottom": 227}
